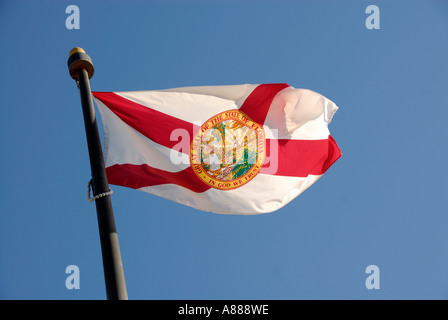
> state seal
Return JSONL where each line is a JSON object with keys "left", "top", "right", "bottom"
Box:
{"left": 190, "top": 110, "right": 265, "bottom": 190}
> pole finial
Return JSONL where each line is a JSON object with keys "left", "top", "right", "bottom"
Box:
{"left": 67, "top": 47, "right": 94, "bottom": 80}
{"left": 69, "top": 47, "right": 86, "bottom": 57}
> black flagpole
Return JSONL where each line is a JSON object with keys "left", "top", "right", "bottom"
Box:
{"left": 67, "top": 47, "right": 128, "bottom": 300}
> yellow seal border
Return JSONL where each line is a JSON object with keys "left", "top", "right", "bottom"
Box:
{"left": 190, "top": 110, "right": 265, "bottom": 190}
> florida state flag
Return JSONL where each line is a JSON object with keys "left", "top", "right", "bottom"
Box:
{"left": 92, "top": 83, "right": 341, "bottom": 214}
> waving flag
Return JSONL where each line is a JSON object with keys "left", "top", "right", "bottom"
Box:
{"left": 92, "top": 83, "right": 341, "bottom": 214}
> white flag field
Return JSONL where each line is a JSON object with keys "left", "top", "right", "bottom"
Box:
{"left": 92, "top": 83, "right": 341, "bottom": 214}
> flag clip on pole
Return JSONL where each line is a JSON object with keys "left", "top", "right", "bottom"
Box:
{"left": 67, "top": 47, "right": 128, "bottom": 300}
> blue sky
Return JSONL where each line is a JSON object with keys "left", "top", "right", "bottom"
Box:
{"left": 1, "top": 0, "right": 448, "bottom": 300}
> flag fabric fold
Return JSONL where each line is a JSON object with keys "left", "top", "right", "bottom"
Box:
{"left": 93, "top": 83, "right": 341, "bottom": 214}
